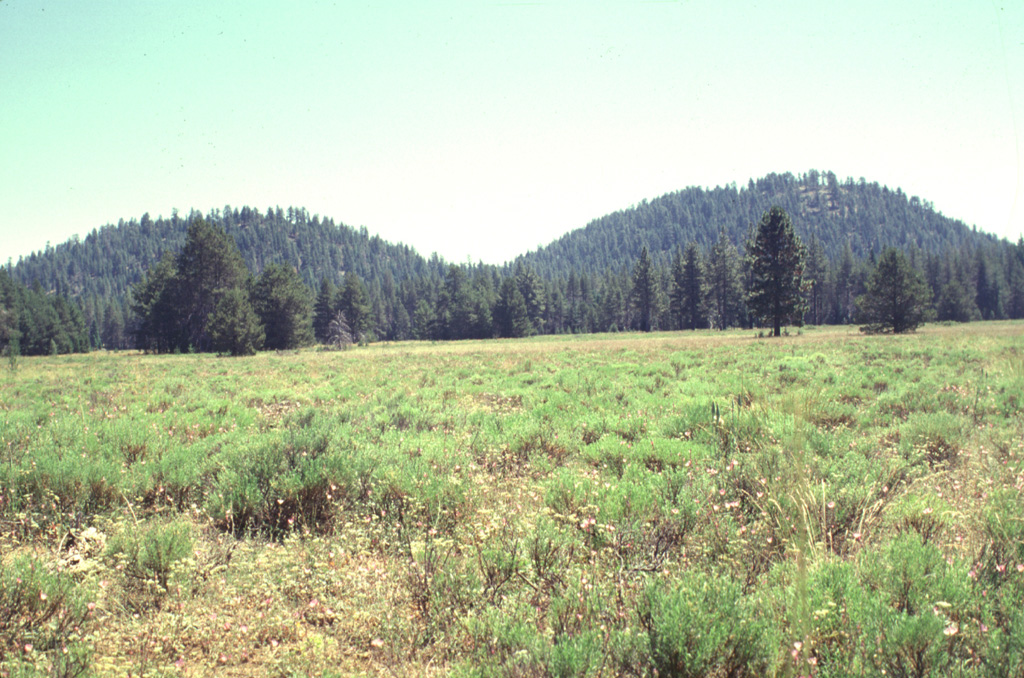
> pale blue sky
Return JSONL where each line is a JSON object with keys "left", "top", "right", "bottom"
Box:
{"left": 2, "top": 1, "right": 1022, "bottom": 265}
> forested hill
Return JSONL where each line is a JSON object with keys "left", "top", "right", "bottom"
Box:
{"left": 7, "top": 170, "right": 1020, "bottom": 351}
{"left": 10, "top": 171, "right": 1001, "bottom": 299}
{"left": 10, "top": 206, "right": 441, "bottom": 303}
{"left": 516, "top": 170, "right": 997, "bottom": 277}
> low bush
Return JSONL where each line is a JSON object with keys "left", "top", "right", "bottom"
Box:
{"left": 0, "top": 555, "right": 94, "bottom": 676}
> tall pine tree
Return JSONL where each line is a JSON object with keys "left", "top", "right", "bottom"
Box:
{"left": 631, "top": 246, "right": 657, "bottom": 332}
{"left": 172, "top": 218, "right": 251, "bottom": 352}
{"left": 705, "top": 228, "right": 745, "bottom": 330}
{"left": 857, "top": 248, "right": 932, "bottom": 333}
{"left": 313, "top": 277, "right": 336, "bottom": 343}
{"left": 747, "top": 207, "right": 806, "bottom": 336}
{"left": 252, "top": 264, "right": 314, "bottom": 350}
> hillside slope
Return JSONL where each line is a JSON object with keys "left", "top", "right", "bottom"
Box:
{"left": 10, "top": 206, "right": 440, "bottom": 303}
{"left": 515, "top": 170, "right": 998, "bottom": 276}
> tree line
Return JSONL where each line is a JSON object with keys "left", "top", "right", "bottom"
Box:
{"left": 4, "top": 169, "right": 1024, "bottom": 356}
{"left": 0, "top": 268, "right": 89, "bottom": 358}
{"left": 3, "top": 207, "right": 1023, "bottom": 359}
{"left": 113, "top": 207, "right": 1024, "bottom": 359}
{"left": 8, "top": 170, "right": 1009, "bottom": 347}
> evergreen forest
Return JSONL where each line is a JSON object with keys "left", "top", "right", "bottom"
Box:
{"left": 3, "top": 170, "right": 1023, "bottom": 355}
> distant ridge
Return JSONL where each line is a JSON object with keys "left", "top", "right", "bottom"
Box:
{"left": 9, "top": 206, "right": 443, "bottom": 303}
{"left": 8, "top": 170, "right": 1005, "bottom": 302}
{"left": 515, "top": 170, "right": 998, "bottom": 277}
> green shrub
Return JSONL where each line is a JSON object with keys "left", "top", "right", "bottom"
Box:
{"left": 855, "top": 533, "right": 971, "bottom": 675}
{"left": 105, "top": 518, "right": 194, "bottom": 601}
{"left": 982, "top": 488, "right": 1024, "bottom": 570}
{"left": 884, "top": 492, "right": 953, "bottom": 544}
{"left": 206, "top": 421, "right": 368, "bottom": 535}
{"left": 0, "top": 555, "right": 93, "bottom": 676}
{"left": 640, "top": 570, "right": 779, "bottom": 677}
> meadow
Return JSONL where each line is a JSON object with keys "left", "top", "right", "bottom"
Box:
{"left": 2, "top": 322, "right": 1023, "bottom": 677}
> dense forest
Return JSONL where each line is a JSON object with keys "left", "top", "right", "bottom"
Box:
{"left": 0, "top": 268, "right": 89, "bottom": 357}
{"left": 3, "top": 171, "right": 1023, "bottom": 355}
{"left": 516, "top": 170, "right": 998, "bottom": 275}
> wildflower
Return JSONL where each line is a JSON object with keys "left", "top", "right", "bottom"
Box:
{"left": 827, "top": 501, "right": 835, "bottom": 509}
{"left": 24, "top": 644, "right": 33, "bottom": 653}
{"left": 371, "top": 638, "right": 385, "bottom": 648}
{"left": 944, "top": 623, "right": 958, "bottom": 636}
{"left": 39, "top": 591, "right": 48, "bottom": 601}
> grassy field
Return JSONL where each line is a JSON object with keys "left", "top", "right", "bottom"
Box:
{"left": 2, "top": 322, "right": 1023, "bottom": 677}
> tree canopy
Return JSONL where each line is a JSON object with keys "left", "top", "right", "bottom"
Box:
{"left": 132, "top": 218, "right": 280, "bottom": 354}
{"left": 747, "top": 206, "right": 806, "bottom": 336}
{"left": 252, "top": 264, "right": 314, "bottom": 350}
{"left": 857, "top": 248, "right": 932, "bottom": 334}
{"left": 7, "top": 171, "right": 1024, "bottom": 350}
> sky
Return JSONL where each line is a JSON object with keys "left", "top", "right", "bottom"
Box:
{"left": 2, "top": 1, "right": 1023, "bottom": 265}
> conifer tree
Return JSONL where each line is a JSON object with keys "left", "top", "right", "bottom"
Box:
{"left": 1005, "top": 252, "right": 1024, "bottom": 319}
{"left": 803, "top": 234, "right": 828, "bottom": 325}
{"left": 631, "top": 246, "right": 657, "bottom": 332}
{"left": 172, "top": 218, "right": 250, "bottom": 352}
{"left": 101, "top": 303, "right": 126, "bottom": 350}
{"left": 513, "top": 262, "right": 546, "bottom": 334}
{"left": 747, "top": 207, "right": 806, "bottom": 336}
{"left": 830, "top": 241, "right": 857, "bottom": 324}
{"left": 337, "top": 271, "right": 372, "bottom": 342}
{"left": 857, "top": 248, "right": 932, "bottom": 333}
{"left": 974, "top": 249, "right": 1001, "bottom": 320}
{"left": 313, "top": 277, "right": 336, "bottom": 343}
{"left": 130, "top": 253, "right": 181, "bottom": 352}
{"left": 705, "top": 228, "right": 745, "bottom": 330}
{"left": 0, "top": 269, "right": 20, "bottom": 356}
{"left": 494, "top": 277, "right": 532, "bottom": 338}
{"left": 668, "top": 247, "right": 686, "bottom": 330}
{"left": 208, "top": 287, "right": 264, "bottom": 356}
{"left": 327, "top": 311, "right": 354, "bottom": 348}
{"left": 671, "top": 242, "right": 706, "bottom": 330}
{"left": 937, "top": 278, "right": 979, "bottom": 322}
{"left": 252, "top": 264, "right": 314, "bottom": 350}
{"left": 601, "top": 282, "right": 625, "bottom": 332}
